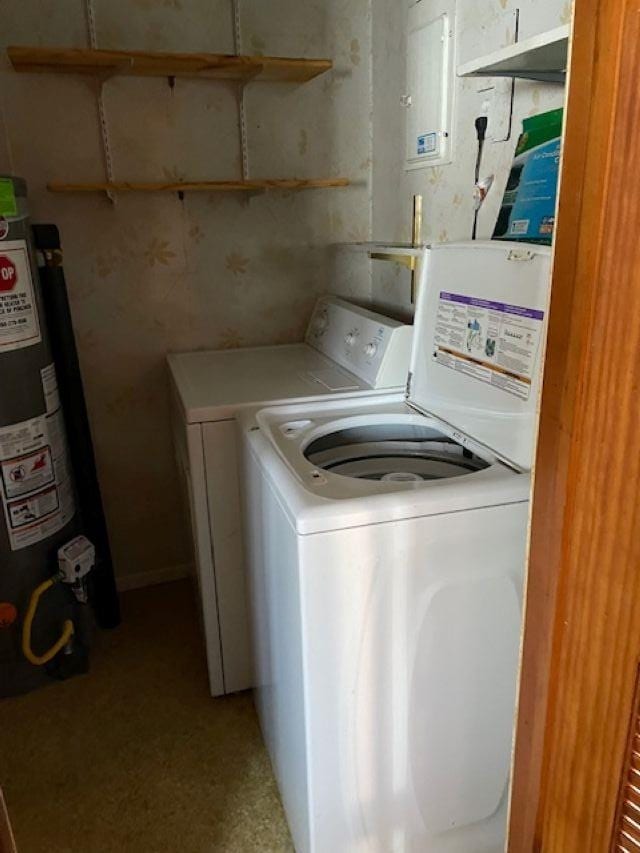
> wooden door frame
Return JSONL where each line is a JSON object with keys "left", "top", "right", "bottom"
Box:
{"left": 508, "top": 0, "right": 640, "bottom": 849}
{"left": 0, "top": 788, "right": 17, "bottom": 853}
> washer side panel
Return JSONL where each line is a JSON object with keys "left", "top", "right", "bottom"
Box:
{"left": 299, "top": 502, "right": 529, "bottom": 852}
{"left": 181, "top": 417, "right": 225, "bottom": 697}
{"left": 203, "top": 420, "right": 253, "bottom": 693}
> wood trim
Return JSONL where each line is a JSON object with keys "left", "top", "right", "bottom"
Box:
{"left": 611, "top": 664, "right": 640, "bottom": 852}
{"left": 114, "top": 563, "right": 191, "bottom": 593}
{"left": 508, "top": 0, "right": 640, "bottom": 849}
{"left": 0, "top": 788, "right": 17, "bottom": 853}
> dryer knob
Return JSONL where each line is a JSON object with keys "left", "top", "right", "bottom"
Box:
{"left": 364, "top": 342, "right": 378, "bottom": 358}
{"left": 345, "top": 332, "right": 356, "bottom": 347}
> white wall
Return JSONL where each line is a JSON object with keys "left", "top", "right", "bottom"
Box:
{"left": 0, "top": 0, "right": 373, "bottom": 580}
{"left": 0, "top": 0, "right": 568, "bottom": 581}
{"left": 371, "top": 0, "right": 569, "bottom": 316}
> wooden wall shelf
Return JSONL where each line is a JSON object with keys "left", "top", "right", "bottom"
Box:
{"left": 7, "top": 45, "right": 333, "bottom": 83}
{"left": 47, "top": 178, "right": 350, "bottom": 194}
{"left": 9, "top": 45, "right": 342, "bottom": 199}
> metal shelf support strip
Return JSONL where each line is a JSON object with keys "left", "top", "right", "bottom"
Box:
{"left": 232, "top": 0, "right": 250, "bottom": 182}
{"left": 85, "top": 0, "right": 116, "bottom": 203}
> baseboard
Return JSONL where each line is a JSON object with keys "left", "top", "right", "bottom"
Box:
{"left": 115, "top": 563, "right": 192, "bottom": 592}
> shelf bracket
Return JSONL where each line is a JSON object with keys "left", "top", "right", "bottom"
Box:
{"left": 368, "top": 195, "right": 424, "bottom": 304}
{"left": 95, "top": 81, "right": 116, "bottom": 204}
{"left": 85, "top": 0, "right": 116, "bottom": 204}
{"left": 232, "top": 0, "right": 251, "bottom": 183}
{"left": 237, "top": 82, "right": 250, "bottom": 181}
{"left": 369, "top": 252, "right": 416, "bottom": 270}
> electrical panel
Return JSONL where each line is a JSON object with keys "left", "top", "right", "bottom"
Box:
{"left": 404, "top": 0, "right": 456, "bottom": 170}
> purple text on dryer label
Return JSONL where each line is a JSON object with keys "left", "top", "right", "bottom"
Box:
{"left": 439, "top": 292, "right": 545, "bottom": 321}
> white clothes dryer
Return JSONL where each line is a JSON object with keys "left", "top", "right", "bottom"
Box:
{"left": 241, "top": 241, "right": 552, "bottom": 852}
{"left": 168, "top": 295, "right": 413, "bottom": 696}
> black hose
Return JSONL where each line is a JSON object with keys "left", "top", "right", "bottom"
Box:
{"left": 32, "top": 224, "right": 121, "bottom": 630}
{"left": 472, "top": 116, "right": 488, "bottom": 240}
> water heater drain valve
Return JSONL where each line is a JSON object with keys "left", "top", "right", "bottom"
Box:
{"left": 58, "top": 536, "right": 95, "bottom": 603}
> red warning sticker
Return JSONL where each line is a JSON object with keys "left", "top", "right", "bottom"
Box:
{"left": 0, "top": 240, "right": 41, "bottom": 352}
{"left": 0, "top": 255, "right": 16, "bottom": 292}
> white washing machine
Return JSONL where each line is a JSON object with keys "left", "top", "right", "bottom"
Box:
{"left": 168, "top": 295, "right": 414, "bottom": 696}
{"left": 241, "top": 241, "right": 552, "bottom": 852}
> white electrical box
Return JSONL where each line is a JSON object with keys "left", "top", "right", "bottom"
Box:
{"left": 404, "top": 0, "right": 456, "bottom": 170}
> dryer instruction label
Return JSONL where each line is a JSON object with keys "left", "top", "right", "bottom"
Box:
{"left": 433, "top": 292, "right": 544, "bottom": 400}
{"left": 0, "top": 240, "right": 41, "bottom": 353}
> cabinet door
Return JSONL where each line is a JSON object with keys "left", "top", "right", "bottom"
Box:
{"left": 405, "top": 0, "right": 455, "bottom": 169}
{"left": 509, "top": 2, "right": 640, "bottom": 849}
{"left": 203, "top": 421, "right": 253, "bottom": 694}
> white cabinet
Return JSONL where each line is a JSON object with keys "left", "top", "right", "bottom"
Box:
{"left": 405, "top": 0, "right": 456, "bottom": 169}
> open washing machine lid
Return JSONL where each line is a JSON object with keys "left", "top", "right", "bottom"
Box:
{"left": 408, "top": 241, "right": 552, "bottom": 471}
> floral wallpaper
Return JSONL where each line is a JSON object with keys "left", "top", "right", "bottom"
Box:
{"left": 371, "top": 0, "right": 569, "bottom": 315}
{"left": 0, "top": 0, "right": 569, "bottom": 583}
{"left": 0, "top": 0, "right": 373, "bottom": 581}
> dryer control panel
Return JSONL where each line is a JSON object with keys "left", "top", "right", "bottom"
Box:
{"left": 306, "top": 297, "right": 413, "bottom": 389}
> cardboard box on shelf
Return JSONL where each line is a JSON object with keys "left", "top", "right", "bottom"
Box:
{"left": 493, "top": 108, "right": 563, "bottom": 245}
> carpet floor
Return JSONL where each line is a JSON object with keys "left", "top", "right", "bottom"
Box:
{"left": 0, "top": 580, "right": 293, "bottom": 852}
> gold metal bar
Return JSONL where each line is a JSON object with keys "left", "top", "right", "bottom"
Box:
{"left": 367, "top": 193, "right": 424, "bottom": 302}
{"left": 368, "top": 251, "right": 416, "bottom": 270}
{"left": 411, "top": 194, "right": 423, "bottom": 303}
{"left": 412, "top": 194, "right": 423, "bottom": 246}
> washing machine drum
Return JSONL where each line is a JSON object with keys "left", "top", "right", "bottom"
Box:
{"left": 304, "top": 423, "right": 489, "bottom": 481}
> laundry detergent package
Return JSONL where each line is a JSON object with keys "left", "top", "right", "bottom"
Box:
{"left": 493, "top": 108, "right": 563, "bottom": 245}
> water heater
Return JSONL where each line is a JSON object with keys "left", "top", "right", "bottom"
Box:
{"left": 0, "top": 176, "right": 85, "bottom": 696}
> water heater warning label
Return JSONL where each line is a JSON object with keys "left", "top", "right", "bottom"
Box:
{"left": 1, "top": 447, "right": 54, "bottom": 499}
{"left": 433, "top": 292, "right": 544, "bottom": 400}
{"left": 0, "top": 240, "right": 41, "bottom": 353}
{"left": 7, "top": 485, "right": 59, "bottom": 532}
{"left": 0, "top": 371, "right": 75, "bottom": 550}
